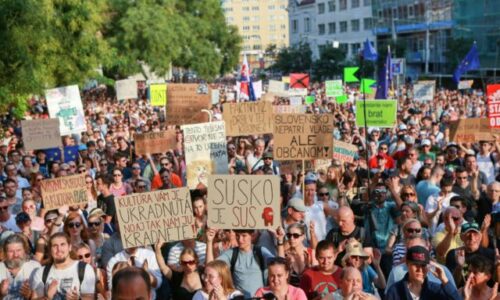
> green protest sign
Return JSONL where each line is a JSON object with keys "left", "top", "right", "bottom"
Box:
{"left": 336, "top": 95, "right": 348, "bottom": 104}
{"left": 344, "top": 67, "right": 359, "bottom": 83}
{"left": 360, "top": 79, "right": 376, "bottom": 94}
{"left": 325, "top": 80, "right": 344, "bottom": 97}
{"left": 355, "top": 100, "right": 397, "bottom": 128}
{"left": 305, "top": 95, "right": 315, "bottom": 104}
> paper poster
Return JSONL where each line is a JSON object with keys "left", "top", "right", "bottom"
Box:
{"left": 333, "top": 140, "right": 358, "bottom": 163}
{"left": 21, "top": 119, "right": 62, "bottom": 151}
{"left": 325, "top": 80, "right": 344, "bottom": 98}
{"left": 269, "top": 80, "right": 286, "bottom": 95}
{"left": 115, "top": 79, "right": 138, "bottom": 100}
{"left": 134, "top": 130, "right": 177, "bottom": 156}
{"left": 487, "top": 84, "right": 500, "bottom": 128}
{"left": 458, "top": 80, "right": 474, "bottom": 90}
{"left": 413, "top": 81, "right": 435, "bottom": 102}
{"left": 150, "top": 83, "right": 167, "bottom": 107}
{"left": 167, "top": 84, "right": 211, "bottom": 125}
{"left": 207, "top": 175, "right": 280, "bottom": 229}
{"left": 223, "top": 102, "right": 273, "bottom": 136}
{"left": 272, "top": 105, "right": 307, "bottom": 114}
{"left": 355, "top": 100, "right": 397, "bottom": 128}
{"left": 181, "top": 121, "right": 228, "bottom": 189}
{"left": 115, "top": 188, "right": 196, "bottom": 248}
{"left": 273, "top": 114, "right": 334, "bottom": 160}
{"left": 40, "top": 174, "right": 87, "bottom": 210}
{"left": 290, "top": 96, "right": 302, "bottom": 106}
{"left": 46, "top": 85, "right": 87, "bottom": 136}
{"left": 449, "top": 118, "right": 500, "bottom": 142}
{"left": 253, "top": 80, "right": 263, "bottom": 99}
{"left": 211, "top": 89, "right": 220, "bottom": 105}
{"left": 314, "top": 159, "right": 332, "bottom": 173}
{"left": 305, "top": 95, "right": 315, "bottom": 104}
{"left": 288, "top": 89, "right": 308, "bottom": 97}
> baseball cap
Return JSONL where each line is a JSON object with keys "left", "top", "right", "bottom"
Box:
{"left": 398, "top": 124, "right": 407, "bottom": 131}
{"left": 78, "top": 144, "right": 88, "bottom": 151}
{"left": 287, "top": 198, "right": 307, "bottom": 212}
{"left": 263, "top": 152, "right": 273, "bottom": 159}
{"left": 461, "top": 222, "right": 480, "bottom": 234}
{"left": 406, "top": 246, "right": 430, "bottom": 266}
{"left": 421, "top": 139, "right": 431, "bottom": 147}
{"left": 304, "top": 172, "right": 317, "bottom": 184}
{"left": 405, "top": 136, "right": 415, "bottom": 145}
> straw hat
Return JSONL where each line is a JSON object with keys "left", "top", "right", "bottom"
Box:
{"left": 342, "top": 238, "right": 369, "bottom": 266}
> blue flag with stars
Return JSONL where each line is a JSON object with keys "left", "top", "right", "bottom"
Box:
{"left": 363, "top": 38, "right": 378, "bottom": 61}
{"left": 453, "top": 43, "right": 480, "bottom": 84}
{"left": 63, "top": 145, "right": 79, "bottom": 163}
{"left": 44, "top": 148, "right": 62, "bottom": 162}
{"left": 376, "top": 47, "right": 392, "bottom": 99}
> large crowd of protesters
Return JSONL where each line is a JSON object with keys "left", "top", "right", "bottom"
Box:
{"left": 0, "top": 80, "right": 497, "bottom": 300}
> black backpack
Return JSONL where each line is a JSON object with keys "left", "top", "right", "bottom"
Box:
{"left": 42, "top": 261, "right": 87, "bottom": 289}
{"left": 230, "top": 246, "right": 266, "bottom": 284}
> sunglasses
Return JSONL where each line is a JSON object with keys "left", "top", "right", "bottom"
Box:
{"left": 113, "top": 174, "right": 122, "bottom": 177}
{"left": 0, "top": 206, "right": 9, "bottom": 211}
{"left": 286, "top": 233, "right": 303, "bottom": 239}
{"left": 406, "top": 228, "right": 422, "bottom": 234}
{"left": 45, "top": 218, "right": 57, "bottom": 224}
{"left": 136, "top": 185, "right": 146, "bottom": 189}
{"left": 132, "top": 167, "right": 141, "bottom": 170}
{"left": 318, "top": 192, "right": 329, "bottom": 196}
{"left": 402, "top": 192, "right": 415, "bottom": 197}
{"left": 88, "top": 221, "right": 101, "bottom": 227}
{"left": 68, "top": 222, "right": 81, "bottom": 229}
{"left": 180, "top": 260, "right": 196, "bottom": 266}
{"left": 78, "top": 253, "right": 91, "bottom": 260}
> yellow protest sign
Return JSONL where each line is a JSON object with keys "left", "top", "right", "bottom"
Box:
{"left": 150, "top": 83, "right": 167, "bottom": 107}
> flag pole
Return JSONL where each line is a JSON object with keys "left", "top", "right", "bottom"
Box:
{"left": 360, "top": 55, "right": 371, "bottom": 193}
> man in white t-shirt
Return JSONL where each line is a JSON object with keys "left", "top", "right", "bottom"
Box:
{"left": 0, "top": 194, "right": 20, "bottom": 233}
{"left": 31, "top": 233, "right": 95, "bottom": 300}
{"left": 0, "top": 234, "right": 40, "bottom": 300}
{"left": 425, "top": 177, "right": 458, "bottom": 234}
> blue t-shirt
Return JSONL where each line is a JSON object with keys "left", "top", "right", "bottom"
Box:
{"left": 416, "top": 180, "right": 440, "bottom": 206}
{"left": 366, "top": 201, "right": 397, "bottom": 249}
{"left": 362, "top": 266, "right": 377, "bottom": 294}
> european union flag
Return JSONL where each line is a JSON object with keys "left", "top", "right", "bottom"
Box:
{"left": 453, "top": 43, "right": 480, "bottom": 84}
{"left": 44, "top": 148, "right": 61, "bottom": 162}
{"left": 64, "top": 145, "right": 79, "bottom": 163}
{"left": 363, "top": 39, "right": 378, "bottom": 61}
{"left": 376, "top": 47, "right": 392, "bottom": 99}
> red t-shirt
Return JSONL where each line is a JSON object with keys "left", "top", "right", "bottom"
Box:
{"left": 299, "top": 266, "right": 342, "bottom": 299}
{"left": 151, "top": 173, "right": 183, "bottom": 190}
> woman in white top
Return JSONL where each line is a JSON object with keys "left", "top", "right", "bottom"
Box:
{"left": 192, "top": 260, "right": 243, "bottom": 300}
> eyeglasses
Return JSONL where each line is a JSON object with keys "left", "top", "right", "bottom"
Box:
{"left": 78, "top": 253, "right": 91, "bottom": 260}
{"left": 286, "top": 233, "right": 303, "bottom": 239}
{"left": 0, "top": 206, "right": 9, "bottom": 211}
{"left": 136, "top": 185, "right": 146, "bottom": 189}
{"left": 45, "top": 218, "right": 57, "bottom": 224}
{"left": 132, "top": 167, "right": 141, "bottom": 170}
{"left": 113, "top": 174, "right": 122, "bottom": 177}
{"left": 180, "top": 260, "right": 196, "bottom": 266}
{"left": 68, "top": 222, "right": 81, "bottom": 229}
{"left": 349, "top": 255, "right": 365, "bottom": 260}
{"left": 69, "top": 165, "right": 76, "bottom": 169}
{"left": 100, "top": 163, "right": 108, "bottom": 166}
{"left": 264, "top": 157, "right": 272, "bottom": 160}
{"left": 318, "top": 192, "right": 329, "bottom": 196}
{"left": 402, "top": 192, "right": 415, "bottom": 197}
{"left": 88, "top": 221, "right": 101, "bottom": 227}
{"left": 406, "top": 228, "right": 422, "bottom": 234}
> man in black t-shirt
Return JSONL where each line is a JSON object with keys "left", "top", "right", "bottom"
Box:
{"left": 95, "top": 175, "right": 116, "bottom": 223}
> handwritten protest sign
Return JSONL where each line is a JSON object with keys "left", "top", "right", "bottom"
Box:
{"left": 150, "top": 83, "right": 167, "bottom": 107}
{"left": 449, "top": 118, "right": 500, "bottom": 142}
{"left": 134, "top": 130, "right": 177, "bottom": 156}
{"left": 46, "top": 85, "right": 86, "bottom": 136}
{"left": 167, "top": 84, "right": 210, "bottom": 125}
{"left": 279, "top": 161, "right": 299, "bottom": 174}
{"left": 223, "top": 102, "right": 273, "bottom": 136}
{"left": 355, "top": 100, "right": 397, "bottom": 128}
{"left": 182, "top": 121, "right": 228, "bottom": 189}
{"left": 273, "top": 114, "right": 334, "bottom": 160}
{"left": 115, "top": 79, "right": 138, "bottom": 100}
{"left": 333, "top": 140, "right": 358, "bottom": 163}
{"left": 269, "top": 80, "right": 286, "bottom": 95}
{"left": 325, "top": 80, "right": 344, "bottom": 98}
{"left": 314, "top": 159, "right": 332, "bottom": 173}
{"left": 272, "top": 105, "right": 307, "bottom": 114}
{"left": 207, "top": 175, "right": 280, "bottom": 229}
{"left": 413, "top": 81, "right": 435, "bottom": 102}
{"left": 115, "top": 188, "right": 196, "bottom": 248}
{"left": 40, "top": 174, "right": 87, "bottom": 210}
{"left": 211, "top": 89, "right": 220, "bottom": 104}
{"left": 487, "top": 84, "right": 500, "bottom": 128}
{"left": 21, "top": 119, "right": 62, "bottom": 151}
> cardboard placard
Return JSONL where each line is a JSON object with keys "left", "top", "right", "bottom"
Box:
{"left": 115, "top": 79, "right": 138, "bottom": 100}
{"left": 134, "top": 130, "right": 177, "bottom": 156}
{"left": 487, "top": 84, "right": 500, "bottom": 128}
{"left": 279, "top": 161, "right": 299, "bottom": 174}
{"left": 314, "top": 159, "right": 332, "bottom": 173}
{"left": 273, "top": 114, "right": 334, "bottom": 160}
{"left": 46, "top": 85, "right": 86, "bottom": 136}
{"left": 21, "top": 119, "right": 62, "bottom": 151}
{"left": 355, "top": 100, "right": 397, "bottom": 128}
{"left": 40, "top": 174, "right": 87, "bottom": 210}
{"left": 272, "top": 105, "right": 307, "bottom": 114}
{"left": 181, "top": 121, "right": 228, "bottom": 189}
{"left": 333, "top": 140, "right": 358, "bottom": 163}
{"left": 167, "top": 84, "right": 210, "bottom": 125}
{"left": 413, "top": 81, "right": 435, "bottom": 102}
{"left": 290, "top": 73, "right": 310, "bottom": 89}
{"left": 449, "top": 118, "right": 500, "bottom": 142}
{"left": 115, "top": 188, "right": 196, "bottom": 248}
{"left": 223, "top": 102, "right": 273, "bottom": 136}
{"left": 150, "top": 83, "right": 167, "bottom": 107}
{"left": 207, "top": 175, "right": 280, "bottom": 229}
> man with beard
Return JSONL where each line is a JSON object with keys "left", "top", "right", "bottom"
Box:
{"left": 0, "top": 234, "right": 40, "bottom": 300}
{"left": 31, "top": 233, "right": 96, "bottom": 300}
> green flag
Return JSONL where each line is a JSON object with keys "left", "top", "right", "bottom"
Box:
{"left": 305, "top": 95, "right": 315, "bottom": 104}
{"left": 344, "top": 67, "right": 359, "bottom": 83}
{"left": 360, "top": 79, "right": 376, "bottom": 94}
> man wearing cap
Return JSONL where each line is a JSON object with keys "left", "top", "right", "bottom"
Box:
{"left": 445, "top": 144, "right": 463, "bottom": 171}
{"left": 445, "top": 221, "right": 495, "bottom": 288}
{"left": 368, "top": 144, "right": 395, "bottom": 170}
{"left": 418, "top": 139, "right": 435, "bottom": 162}
{"left": 260, "top": 152, "right": 279, "bottom": 175}
{"left": 386, "top": 246, "right": 461, "bottom": 299}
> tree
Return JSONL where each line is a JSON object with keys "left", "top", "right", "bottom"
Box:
{"left": 312, "top": 45, "right": 347, "bottom": 81}
{"left": 270, "top": 42, "right": 313, "bottom": 75}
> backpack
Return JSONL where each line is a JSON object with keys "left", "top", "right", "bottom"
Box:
{"left": 230, "top": 247, "right": 266, "bottom": 284}
{"left": 42, "top": 261, "right": 87, "bottom": 290}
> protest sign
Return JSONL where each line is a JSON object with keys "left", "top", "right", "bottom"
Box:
{"left": 211, "top": 89, "right": 220, "bottom": 105}
{"left": 150, "top": 83, "right": 167, "bottom": 107}
{"left": 290, "top": 96, "right": 302, "bottom": 106}
{"left": 314, "top": 159, "right": 332, "bottom": 173}
{"left": 167, "top": 84, "right": 210, "bottom": 125}
{"left": 269, "top": 80, "right": 286, "bottom": 95}
{"left": 288, "top": 89, "right": 308, "bottom": 97}
{"left": 134, "top": 130, "right": 177, "bottom": 156}
{"left": 413, "top": 81, "right": 435, "bottom": 102}
{"left": 355, "top": 100, "right": 397, "bottom": 128}
{"left": 253, "top": 81, "right": 263, "bottom": 99}
{"left": 182, "top": 121, "right": 228, "bottom": 189}
{"left": 487, "top": 84, "right": 500, "bottom": 128}
{"left": 282, "top": 76, "right": 290, "bottom": 84}
{"left": 115, "top": 79, "right": 138, "bottom": 100}
{"left": 290, "top": 73, "right": 310, "bottom": 89}
{"left": 46, "top": 85, "right": 87, "bottom": 136}
{"left": 449, "top": 118, "right": 500, "bottom": 142}
{"left": 223, "top": 102, "right": 273, "bottom": 136}
{"left": 207, "top": 175, "right": 280, "bottom": 229}
{"left": 273, "top": 114, "right": 334, "bottom": 160}
{"left": 279, "top": 160, "right": 299, "bottom": 174}
{"left": 40, "top": 174, "right": 87, "bottom": 210}
{"left": 333, "top": 140, "right": 358, "bottom": 163}
{"left": 305, "top": 95, "right": 315, "bottom": 104}
{"left": 21, "top": 119, "right": 62, "bottom": 151}
{"left": 458, "top": 80, "right": 474, "bottom": 90}
{"left": 272, "top": 105, "right": 307, "bottom": 114}
{"left": 115, "top": 188, "right": 196, "bottom": 248}
{"left": 391, "top": 58, "right": 405, "bottom": 75}
{"left": 325, "top": 80, "right": 344, "bottom": 98}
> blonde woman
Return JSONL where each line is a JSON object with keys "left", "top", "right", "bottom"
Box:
{"left": 192, "top": 260, "right": 243, "bottom": 300}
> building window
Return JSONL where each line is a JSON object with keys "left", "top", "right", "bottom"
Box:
{"left": 318, "top": 24, "right": 326, "bottom": 35}
{"left": 243, "top": 26, "right": 250, "bottom": 31}
{"left": 340, "top": 43, "right": 348, "bottom": 53}
{"left": 352, "top": 0, "right": 359, "bottom": 8}
{"left": 340, "top": 21, "right": 347, "bottom": 32}
{"left": 363, "top": 18, "right": 372, "bottom": 30}
{"left": 252, "top": 6, "right": 259, "bottom": 11}
{"left": 305, "top": 17, "right": 311, "bottom": 33}
{"left": 318, "top": 2, "right": 325, "bottom": 14}
{"left": 328, "top": 0, "right": 335, "bottom": 11}
{"left": 243, "top": 16, "right": 250, "bottom": 22}
{"left": 252, "top": 16, "right": 260, "bottom": 22}
{"left": 351, "top": 19, "right": 360, "bottom": 32}
{"left": 351, "top": 43, "right": 361, "bottom": 55}
{"left": 253, "top": 45, "right": 261, "bottom": 50}
{"left": 252, "top": 25, "right": 260, "bottom": 31}
{"left": 339, "top": 0, "right": 347, "bottom": 10}
{"left": 328, "top": 22, "right": 336, "bottom": 34}
{"left": 364, "top": 0, "right": 371, "bottom": 5}
{"left": 269, "top": 25, "right": 276, "bottom": 31}
{"left": 280, "top": 24, "right": 287, "bottom": 30}
{"left": 292, "top": 19, "right": 299, "bottom": 33}
{"left": 242, "top": 6, "right": 249, "bottom": 11}
{"left": 268, "top": 5, "right": 275, "bottom": 10}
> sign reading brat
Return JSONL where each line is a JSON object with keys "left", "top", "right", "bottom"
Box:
{"left": 40, "top": 174, "right": 87, "bottom": 210}
{"left": 273, "top": 114, "right": 334, "bottom": 160}
{"left": 115, "top": 188, "right": 195, "bottom": 248}
{"left": 207, "top": 175, "right": 280, "bottom": 230}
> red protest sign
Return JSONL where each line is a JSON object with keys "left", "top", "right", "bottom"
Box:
{"left": 487, "top": 84, "right": 500, "bottom": 128}
{"left": 290, "top": 73, "right": 310, "bottom": 89}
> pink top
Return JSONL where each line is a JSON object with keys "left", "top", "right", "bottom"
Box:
{"left": 255, "top": 285, "right": 307, "bottom": 300}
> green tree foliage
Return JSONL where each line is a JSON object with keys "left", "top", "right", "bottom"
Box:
{"left": 313, "top": 45, "right": 347, "bottom": 81}
{"left": 444, "top": 37, "right": 475, "bottom": 71}
{"left": 270, "top": 42, "right": 313, "bottom": 75}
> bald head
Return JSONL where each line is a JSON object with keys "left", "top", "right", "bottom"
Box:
{"left": 338, "top": 206, "right": 355, "bottom": 234}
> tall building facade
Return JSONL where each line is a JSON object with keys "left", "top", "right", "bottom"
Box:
{"left": 288, "top": 0, "right": 374, "bottom": 60}
{"left": 221, "top": 0, "right": 289, "bottom": 69}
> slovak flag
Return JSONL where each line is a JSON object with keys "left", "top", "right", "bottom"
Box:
{"left": 239, "top": 55, "right": 256, "bottom": 101}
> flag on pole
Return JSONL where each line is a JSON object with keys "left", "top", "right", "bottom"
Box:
{"left": 376, "top": 46, "right": 392, "bottom": 99}
{"left": 453, "top": 43, "right": 480, "bottom": 84}
{"left": 239, "top": 55, "right": 256, "bottom": 101}
{"left": 363, "top": 39, "right": 378, "bottom": 61}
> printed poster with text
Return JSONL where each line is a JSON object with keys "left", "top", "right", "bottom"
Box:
{"left": 273, "top": 114, "right": 334, "bottom": 160}
{"left": 355, "top": 100, "right": 397, "bottom": 128}
{"left": 115, "top": 188, "right": 196, "bottom": 248}
{"left": 46, "top": 85, "right": 87, "bottom": 136}
{"left": 487, "top": 84, "right": 500, "bottom": 128}
{"left": 207, "top": 175, "right": 280, "bottom": 230}
{"left": 182, "top": 121, "right": 228, "bottom": 189}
